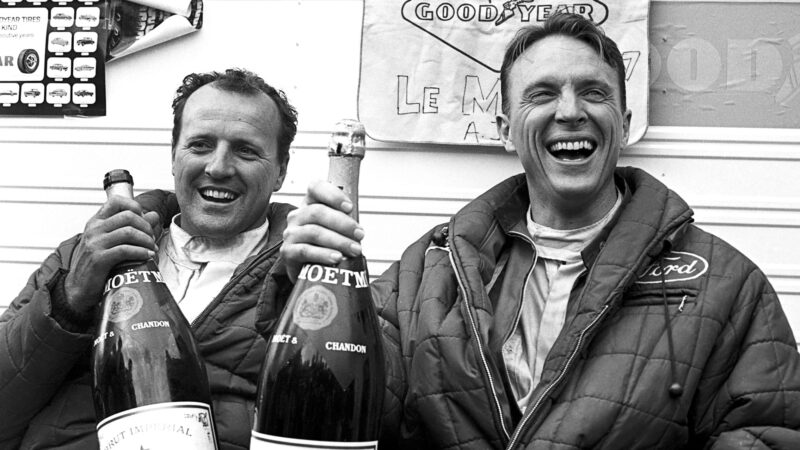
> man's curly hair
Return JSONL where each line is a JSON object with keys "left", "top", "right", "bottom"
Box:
{"left": 171, "top": 68, "right": 298, "bottom": 165}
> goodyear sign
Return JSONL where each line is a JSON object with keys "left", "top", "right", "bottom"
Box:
{"left": 358, "top": 0, "right": 650, "bottom": 145}
{"left": 402, "top": 0, "right": 611, "bottom": 72}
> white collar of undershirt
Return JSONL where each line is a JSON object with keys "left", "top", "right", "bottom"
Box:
{"left": 526, "top": 190, "right": 622, "bottom": 262}
{"left": 167, "top": 214, "right": 270, "bottom": 266}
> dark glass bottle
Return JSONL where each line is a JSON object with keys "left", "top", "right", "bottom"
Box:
{"left": 91, "top": 169, "right": 218, "bottom": 449}
{"left": 251, "top": 121, "right": 385, "bottom": 449}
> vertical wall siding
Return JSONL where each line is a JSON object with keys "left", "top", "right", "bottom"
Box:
{"left": 1, "top": 1, "right": 798, "bottom": 347}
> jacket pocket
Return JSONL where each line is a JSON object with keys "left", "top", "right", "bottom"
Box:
{"left": 622, "top": 288, "right": 697, "bottom": 312}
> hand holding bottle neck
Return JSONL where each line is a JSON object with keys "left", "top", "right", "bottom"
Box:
{"left": 328, "top": 156, "right": 362, "bottom": 222}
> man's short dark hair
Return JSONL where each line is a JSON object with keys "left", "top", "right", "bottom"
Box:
{"left": 500, "top": 13, "right": 627, "bottom": 115}
{"left": 171, "top": 68, "right": 298, "bottom": 165}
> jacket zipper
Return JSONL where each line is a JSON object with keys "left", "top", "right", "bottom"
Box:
{"left": 446, "top": 245, "right": 512, "bottom": 441}
{"left": 505, "top": 231, "right": 538, "bottom": 345}
{"left": 503, "top": 231, "right": 538, "bottom": 400}
{"left": 189, "top": 240, "right": 282, "bottom": 330}
{"left": 505, "top": 302, "right": 611, "bottom": 449}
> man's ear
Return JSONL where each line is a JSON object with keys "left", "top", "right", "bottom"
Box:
{"left": 622, "top": 108, "right": 632, "bottom": 147}
{"left": 273, "top": 160, "right": 288, "bottom": 192}
{"left": 496, "top": 113, "right": 515, "bottom": 153}
{"left": 171, "top": 146, "right": 176, "bottom": 176}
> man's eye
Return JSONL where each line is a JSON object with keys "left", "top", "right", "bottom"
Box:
{"left": 237, "top": 147, "right": 260, "bottom": 158}
{"left": 584, "top": 89, "right": 607, "bottom": 101}
{"left": 527, "top": 91, "right": 555, "bottom": 103}
{"left": 188, "top": 140, "right": 212, "bottom": 151}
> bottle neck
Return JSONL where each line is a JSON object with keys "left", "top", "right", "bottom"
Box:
{"left": 105, "top": 182, "right": 134, "bottom": 200}
{"left": 104, "top": 181, "right": 147, "bottom": 266}
{"left": 328, "top": 155, "right": 362, "bottom": 222}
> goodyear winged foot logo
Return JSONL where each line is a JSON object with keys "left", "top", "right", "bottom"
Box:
{"left": 401, "top": 0, "right": 609, "bottom": 72}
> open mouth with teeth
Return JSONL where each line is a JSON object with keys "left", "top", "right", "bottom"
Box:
{"left": 547, "top": 140, "right": 597, "bottom": 161}
{"left": 200, "top": 188, "right": 239, "bottom": 203}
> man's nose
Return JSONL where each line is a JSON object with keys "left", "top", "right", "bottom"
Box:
{"left": 555, "top": 93, "right": 587, "bottom": 125}
{"left": 205, "top": 146, "right": 235, "bottom": 178}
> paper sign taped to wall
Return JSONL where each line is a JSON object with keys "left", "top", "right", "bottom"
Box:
{"left": 358, "top": 1, "right": 649, "bottom": 146}
{"left": 107, "top": 0, "right": 202, "bottom": 61}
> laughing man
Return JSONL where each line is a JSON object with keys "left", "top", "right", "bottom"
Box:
{"left": 279, "top": 13, "right": 800, "bottom": 449}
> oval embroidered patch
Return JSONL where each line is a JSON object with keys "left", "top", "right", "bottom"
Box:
{"left": 636, "top": 251, "right": 709, "bottom": 284}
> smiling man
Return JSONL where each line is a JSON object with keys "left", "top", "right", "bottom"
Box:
{"left": 279, "top": 14, "right": 800, "bottom": 449}
{"left": 0, "top": 68, "right": 298, "bottom": 450}
{"left": 155, "top": 73, "right": 293, "bottom": 324}
{"left": 496, "top": 32, "right": 630, "bottom": 230}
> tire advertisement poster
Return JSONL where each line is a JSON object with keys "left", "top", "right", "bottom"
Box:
{"left": 0, "top": 0, "right": 108, "bottom": 116}
{"left": 358, "top": 1, "right": 650, "bottom": 146}
{"left": 0, "top": 0, "right": 202, "bottom": 117}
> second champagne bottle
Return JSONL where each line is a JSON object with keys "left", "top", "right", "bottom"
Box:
{"left": 251, "top": 120, "right": 386, "bottom": 449}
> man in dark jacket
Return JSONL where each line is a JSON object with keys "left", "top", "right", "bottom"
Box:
{"left": 0, "top": 68, "right": 298, "bottom": 449}
{"left": 280, "top": 14, "right": 800, "bottom": 449}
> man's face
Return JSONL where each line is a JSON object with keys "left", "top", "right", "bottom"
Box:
{"left": 172, "top": 84, "right": 286, "bottom": 238}
{"left": 497, "top": 35, "right": 631, "bottom": 218}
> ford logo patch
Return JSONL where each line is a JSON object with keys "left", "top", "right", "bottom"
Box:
{"left": 636, "top": 251, "right": 709, "bottom": 284}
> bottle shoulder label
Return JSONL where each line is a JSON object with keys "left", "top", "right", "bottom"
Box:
{"left": 104, "top": 268, "right": 165, "bottom": 294}
{"left": 250, "top": 432, "right": 377, "bottom": 449}
{"left": 97, "top": 401, "right": 217, "bottom": 450}
{"left": 297, "top": 264, "right": 369, "bottom": 288}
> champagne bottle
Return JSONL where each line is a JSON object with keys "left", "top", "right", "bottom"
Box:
{"left": 91, "top": 169, "right": 218, "bottom": 449}
{"left": 251, "top": 120, "right": 385, "bottom": 449}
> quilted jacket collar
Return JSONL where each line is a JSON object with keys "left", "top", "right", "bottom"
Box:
{"left": 490, "top": 173, "right": 632, "bottom": 271}
{"left": 450, "top": 167, "right": 693, "bottom": 280}
{"left": 190, "top": 201, "right": 293, "bottom": 338}
{"left": 229, "top": 201, "right": 293, "bottom": 283}
{"left": 447, "top": 167, "right": 695, "bottom": 320}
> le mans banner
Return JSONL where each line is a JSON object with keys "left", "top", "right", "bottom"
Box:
{"left": 358, "top": 0, "right": 649, "bottom": 146}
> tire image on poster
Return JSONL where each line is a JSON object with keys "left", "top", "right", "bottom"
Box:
{"left": 17, "top": 49, "right": 39, "bottom": 74}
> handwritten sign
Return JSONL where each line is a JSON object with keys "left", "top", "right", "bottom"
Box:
{"left": 358, "top": 0, "right": 649, "bottom": 146}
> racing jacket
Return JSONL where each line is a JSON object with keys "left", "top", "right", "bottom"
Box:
{"left": 368, "top": 168, "right": 800, "bottom": 449}
{"left": 0, "top": 194, "right": 293, "bottom": 450}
